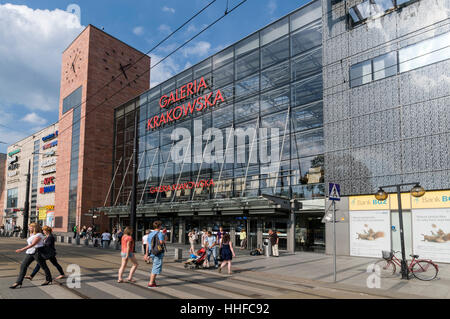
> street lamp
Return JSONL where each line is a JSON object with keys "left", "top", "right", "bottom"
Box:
{"left": 374, "top": 182, "right": 425, "bottom": 280}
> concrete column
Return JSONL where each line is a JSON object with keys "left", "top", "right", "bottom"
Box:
{"left": 287, "top": 212, "right": 295, "bottom": 254}
{"left": 178, "top": 218, "right": 186, "bottom": 244}
{"left": 170, "top": 218, "right": 175, "bottom": 243}
{"left": 230, "top": 221, "right": 236, "bottom": 246}
{"left": 257, "top": 218, "right": 263, "bottom": 249}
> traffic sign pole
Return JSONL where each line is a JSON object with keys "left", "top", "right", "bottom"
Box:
{"left": 333, "top": 200, "right": 336, "bottom": 282}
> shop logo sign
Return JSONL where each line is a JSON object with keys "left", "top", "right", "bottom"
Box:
{"left": 43, "top": 140, "right": 58, "bottom": 150}
{"left": 40, "top": 185, "right": 55, "bottom": 194}
{"left": 149, "top": 179, "right": 214, "bottom": 194}
{"left": 43, "top": 177, "right": 55, "bottom": 185}
{"left": 42, "top": 131, "right": 59, "bottom": 142}
{"left": 147, "top": 77, "right": 225, "bottom": 130}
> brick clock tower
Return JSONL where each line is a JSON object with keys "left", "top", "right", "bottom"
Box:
{"left": 54, "top": 25, "right": 150, "bottom": 233}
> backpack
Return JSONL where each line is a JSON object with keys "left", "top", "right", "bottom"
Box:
{"left": 150, "top": 231, "right": 164, "bottom": 256}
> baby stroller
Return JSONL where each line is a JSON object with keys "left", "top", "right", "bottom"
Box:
{"left": 184, "top": 247, "right": 207, "bottom": 269}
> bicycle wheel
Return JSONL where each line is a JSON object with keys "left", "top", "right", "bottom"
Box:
{"left": 374, "top": 259, "right": 396, "bottom": 277}
{"left": 411, "top": 260, "right": 438, "bottom": 281}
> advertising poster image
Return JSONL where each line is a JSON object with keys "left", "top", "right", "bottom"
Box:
{"left": 412, "top": 208, "right": 450, "bottom": 263}
{"left": 349, "top": 210, "right": 391, "bottom": 258}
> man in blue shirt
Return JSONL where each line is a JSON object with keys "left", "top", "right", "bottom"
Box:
{"left": 204, "top": 231, "right": 218, "bottom": 269}
{"left": 145, "top": 221, "right": 165, "bottom": 287}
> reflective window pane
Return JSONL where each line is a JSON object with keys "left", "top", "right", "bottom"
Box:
{"left": 213, "top": 46, "right": 234, "bottom": 69}
{"left": 373, "top": 52, "right": 397, "bottom": 80}
{"left": 291, "top": 73, "right": 322, "bottom": 107}
{"left": 291, "top": 20, "right": 322, "bottom": 56}
{"left": 290, "top": 0, "right": 321, "bottom": 31}
{"left": 194, "top": 58, "right": 212, "bottom": 78}
{"left": 235, "top": 49, "right": 259, "bottom": 80}
{"left": 235, "top": 96, "right": 259, "bottom": 123}
{"left": 261, "top": 17, "right": 288, "bottom": 46}
{"left": 261, "top": 60, "right": 290, "bottom": 91}
{"left": 261, "top": 35, "right": 289, "bottom": 69}
{"left": 292, "top": 128, "right": 324, "bottom": 158}
{"left": 350, "top": 60, "right": 372, "bottom": 87}
{"left": 235, "top": 73, "right": 259, "bottom": 100}
{"left": 260, "top": 85, "right": 290, "bottom": 116}
{"left": 399, "top": 32, "right": 450, "bottom": 73}
{"left": 292, "top": 47, "right": 322, "bottom": 81}
{"left": 213, "top": 62, "right": 234, "bottom": 88}
{"left": 235, "top": 33, "right": 259, "bottom": 58}
{"left": 291, "top": 101, "right": 323, "bottom": 132}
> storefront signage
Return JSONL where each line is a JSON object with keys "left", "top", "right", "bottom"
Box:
{"left": 8, "top": 163, "right": 19, "bottom": 171}
{"left": 7, "top": 178, "right": 20, "bottom": 184}
{"left": 41, "top": 167, "right": 56, "bottom": 175}
{"left": 147, "top": 77, "right": 225, "bottom": 130}
{"left": 149, "top": 179, "right": 214, "bottom": 194}
{"left": 42, "top": 177, "right": 55, "bottom": 185}
{"left": 40, "top": 185, "right": 55, "bottom": 194}
{"left": 7, "top": 171, "right": 18, "bottom": 177}
{"left": 349, "top": 190, "right": 450, "bottom": 211}
{"left": 8, "top": 149, "right": 20, "bottom": 157}
{"left": 41, "top": 158, "right": 57, "bottom": 167}
{"left": 43, "top": 140, "right": 58, "bottom": 150}
{"left": 7, "top": 156, "right": 18, "bottom": 164}
{"left": 412, "top": 208, "right": 450, "bottom": 263}
{"left": 44, "top": 150, "right": 56, "bottom": 157}
{"left": 42, "top": 131, "right": 58, "bottom": 142}
{"left": 349, "top": 210, "right": 391, "bottom": 258}
{"left": 38, "top": 207, "right": 47, "bottom": 221}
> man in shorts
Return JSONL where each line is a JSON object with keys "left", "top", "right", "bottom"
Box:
{"left": 145, "top": 221, "right": 166, "bottom": 287}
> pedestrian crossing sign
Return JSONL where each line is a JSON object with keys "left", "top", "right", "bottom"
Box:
{"left": 329, "top": 183, "right": 341, "bottom": 201}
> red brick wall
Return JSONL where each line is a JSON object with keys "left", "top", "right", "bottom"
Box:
{"left": 54, "top": 25, "right": 150, "bottom": 232}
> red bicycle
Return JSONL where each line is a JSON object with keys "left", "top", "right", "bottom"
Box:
{"left": 374, "top": 250, "right": 439, "bottom": 281}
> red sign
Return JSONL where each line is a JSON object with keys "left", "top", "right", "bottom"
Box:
{"left": 147, "top": 77, "right": 225, "bottom": 130}
{"left": 43, "top": 177, "right": 55, "bottom": 185}
{"left": 149, "top": 179, "right": 214, "bottom": 194}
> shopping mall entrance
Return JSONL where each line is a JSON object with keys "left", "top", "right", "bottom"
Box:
{"left": 295, "top": 212, "right": 325, "bottom": 253}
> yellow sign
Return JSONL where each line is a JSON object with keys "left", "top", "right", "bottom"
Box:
{"left": 349, "top": 195, "right": 389, "bottom": 211}
{"left": 349, "top": 190, "right": 450, "bottom": 211}
{"left": 38, "top": 208, "right": 47, "bottom": 221}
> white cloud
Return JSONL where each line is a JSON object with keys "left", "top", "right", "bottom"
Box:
{"left": 162, "top": 6, "right": 175, "bottom": 14}
{"left": 158, "top": 24, "right": 172, "bottom": 34}
{"left": 0, "top": 4, "right": 85, "bottom": 112}
{"left": 267, "top": 0, "right": 277, "bottom": 15}
{"left": 22, "top": 112, "right": 47, "bottom": 126}
{"left": 149, "top": 54, "right": 181, "bottom": 87}
{"left": 182, "top": 41, "right": 211, "bottom": 58}
{"left": 133, "top": 26, "right": 144, "bottom": 36}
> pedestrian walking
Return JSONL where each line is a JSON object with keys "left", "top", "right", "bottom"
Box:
{"left": 240, "top": 228, "right": 247, "bottom": 250}
{"left": 269, "top": 229, "right": 279, "bottom": 257}
{"left": 117, "top": 227, "right": 138, "bottom": 283}
{"left": 216, "top": 226, "right": 225, "bottom": 246}
{"left": 80, "top": 226, "right": 87, "bottom": 238}
{"left": 188, "top": 229, "right": 197, "bottom": 254}
{"left": 87, "top": 226, "right": 93, "bottom": 241}
{"left": 218, "top": 233, "right": 235, "bottom": 275}
{"left": 24, "top": 226, "right": 65, "bottom": 281}
{"left": 145, "top": 221, "right": 166, "bottom": 288}
{"left": 142, "top": 229, "right": 151, "bottom": 264}
{"left": 204, "top": 231, "right": 218, "bottom": 269}
{"left": 73, "top": 225, "right": 78, "bottom": 239}
{"left": 201, "top": 228, "right": 208, "bottom": 248}
{"left": 9, "top": 223, "right": 52, "bottom": 289}
{"left": 117, "top": 227, "right": 124, "bottom": 244}
{"left": 101, "top": 230, "right": 111, "bottom": 248}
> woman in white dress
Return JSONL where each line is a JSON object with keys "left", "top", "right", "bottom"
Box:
{"left": 10, "top": 223, "right": 52, "bottom": 289}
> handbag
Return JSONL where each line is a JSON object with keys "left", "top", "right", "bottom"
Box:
{"left": 38, "top": 245, "right": 55, "bottom": 260}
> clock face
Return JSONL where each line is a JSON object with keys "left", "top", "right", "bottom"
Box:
{"left": 64, "top": 47, "right": 83, "bottom": 84}
{"left": 103, "top": 48, "right": 140, "bottom": 87}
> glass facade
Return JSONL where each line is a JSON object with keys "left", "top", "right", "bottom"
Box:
{"left": 7, "top": 188, "right": 18, "bottom": 208}
{"left": 66, "top": 87, "right": 83, "bottom": 230}
{"left": 113, "top": 0, "right": 324, "bottom": 207}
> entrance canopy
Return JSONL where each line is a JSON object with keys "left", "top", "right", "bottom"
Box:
{"left": 98, "top": 196, "right": 295, "bottom": 218}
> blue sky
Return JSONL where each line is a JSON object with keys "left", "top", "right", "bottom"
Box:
{"left": 0, "top": 0, "right": 310, "bottom": 153}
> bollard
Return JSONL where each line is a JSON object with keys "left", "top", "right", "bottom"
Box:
{"left": 174, "top": 248, "right": 182, "bottom": 262}
{"left": 84, "top": 238, "right": 89, "bottom": 246}
{"left": 67, "top": 236, "right": 72, "bottom": 244}
{"left": 60, "top": 236, "right": 65, "bottom": 243}
{"left": 75, "top": 236, "right": 80, "bottom": 245}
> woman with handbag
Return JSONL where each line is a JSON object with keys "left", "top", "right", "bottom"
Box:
{"left": 117, "top": 227, "right": 139, "bottom": 283}
{"left": 9, "top": 223, "right": 52, "bottom": 289}
{"left": 25, "top": 226, "right": 65, "bottom": 281}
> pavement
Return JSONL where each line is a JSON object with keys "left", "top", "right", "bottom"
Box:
{"left": 0, "top": 237, "right": 447, "bottom": 299}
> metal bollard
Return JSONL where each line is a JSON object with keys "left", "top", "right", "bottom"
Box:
{"left": 174, "top": 248, "right": 182, "bottom": 262}
{"left": 67, "top": 236, "right": 72, "bottom": 244}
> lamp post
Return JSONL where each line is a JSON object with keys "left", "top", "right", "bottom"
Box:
{"left": 374, "top": 182, "right": 425, "bottom": 280}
